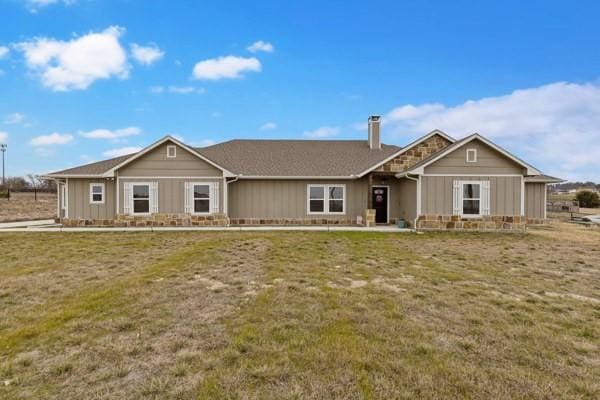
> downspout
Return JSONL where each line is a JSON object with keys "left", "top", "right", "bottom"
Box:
{"left": 398, "top": 173, "right": 420, "bottom": 230}
{"left": 225, "top": 176, "right": 239, "bottom": 226}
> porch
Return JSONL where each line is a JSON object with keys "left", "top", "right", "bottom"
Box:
{"left": 363, "top": 172, "right": 418, "bottom": 228}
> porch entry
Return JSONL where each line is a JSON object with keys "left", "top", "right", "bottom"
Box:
{"left": 372, "top": 186, "right": 389, "bottom": 224}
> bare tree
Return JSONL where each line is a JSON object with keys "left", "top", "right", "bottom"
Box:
{"left": 27, "top": 174, "right": 39, "bottom": 201}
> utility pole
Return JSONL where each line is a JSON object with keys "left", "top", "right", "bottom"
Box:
{"left": 0, "top": 144, "right": 6, "bottom": 187}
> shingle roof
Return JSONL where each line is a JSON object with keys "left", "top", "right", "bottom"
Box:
{"left": 47, "top": 153, "right": 135, "bottom": 176}
{"left": 196, "top": 140, "right": 402, "bottom": 177}
{"left": 44, "top": 140, "right": 402, "bottom": 178}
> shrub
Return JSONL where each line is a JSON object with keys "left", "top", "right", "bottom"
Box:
{"left": 575, "top": 190, "right": 600, "bottom": 208}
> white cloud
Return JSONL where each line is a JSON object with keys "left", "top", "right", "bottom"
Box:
{"left": 130, "top": 43, "right": 164, "bottom": 65}
{"left": 4, "top": 113, "right": 25, "bottom": 125}
{"left": 29, "top": 133, "right": 73, "bottom": 146}
{"left": 26, "top": 0, "right": 76, "bottom": 13}
{"left": 103, "top": 146, "right": 142, "bottom": 157}
{"left": 192, "top": 56, "right": 261, "bottom": 80}
{"left": 0, "top": 131, "right": 7, "bottom": 142}
{"left": 168, "top": 86, "right": 205, "bottom": 94}
{"left": 303, "top": 126, "right": 339, "bottom": 139}
{"left": 80, "top": 126, "right": 142, "bottom": 140}
{"left": 0, "top": 46, "right": 9, "bottom": 59}
{"left": 260, "top": 122, "right": 277, "bottom": 131}
{"left": 382, "top": 81, "right": 600, "bottom": 181}
{"left": 149, "top": 85, "right": 205, "bottom": 94}
{"left": 247, "top": 40, "right": 274, "bottom": 53}
{"left": 17, "top": 26, "right": 129, "bottom": 91}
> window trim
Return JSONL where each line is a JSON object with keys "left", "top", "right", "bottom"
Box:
{"left": 307, "top": 184, "right": 346, "bottom": 215}
{"left": 189, "top": 182, "right": 212, "bottom": 215}
{"left": 89, "top": 182, "right": 105, "bottom": 204}
{"left": 460, "top": 180, "right": 483, "bottom": 218}
{"left": 130, "top": 182, "right": 152, "bottom": 216}
{"left": 466, "top": 148, "right": 477, "bottom": 163}
{"left": 166, "top": 145, "right": 177, "bottom": 158}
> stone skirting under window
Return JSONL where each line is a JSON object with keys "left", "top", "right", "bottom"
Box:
{"left": 416, "top": 214, "right": 528, "bottom": 232}
{"left": 228, "top": 218, "right": 356, "bottom": 225}
{"left": 59, "top": 213, "right": 229, "bottom": 227}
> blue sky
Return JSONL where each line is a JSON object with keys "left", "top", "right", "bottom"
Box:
{"left": 1, "top": 0, "right": 599, "bottom": 181}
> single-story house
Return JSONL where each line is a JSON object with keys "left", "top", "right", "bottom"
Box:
{"left": 43, "top": 116, "right": 562, "bottom": 231}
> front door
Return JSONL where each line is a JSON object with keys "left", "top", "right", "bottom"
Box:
{"left": 372, "top": 186, "right": 388, "bottom": 224}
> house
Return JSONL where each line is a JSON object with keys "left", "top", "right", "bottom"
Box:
{"left": 43, "top": 116, "right": 562, "bottom": 231}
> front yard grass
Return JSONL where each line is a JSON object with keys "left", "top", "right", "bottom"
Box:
{"left": 1, "top": 224, "right": 599, "bottom": 399}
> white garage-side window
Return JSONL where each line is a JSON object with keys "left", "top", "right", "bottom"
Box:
{"left": 453, "top": 180, "right": 490, "bottom": 217}
{"left": 89, "top": 183, "right": 105, "bottom": 204}
{"left": 307, "top": 184, "right": 345, "bottom": 214}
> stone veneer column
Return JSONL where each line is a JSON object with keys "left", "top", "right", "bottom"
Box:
{"left": 364, "top": 209, "right": 376, "bottom": 227}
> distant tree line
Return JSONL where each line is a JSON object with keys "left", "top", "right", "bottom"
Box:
{"left": 550, "top": 181, "right": 599, "bottom": 191}
{"left": 0, "top": 176, "right": 57, "bottom": 192}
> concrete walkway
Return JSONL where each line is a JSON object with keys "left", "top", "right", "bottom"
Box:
{"left": 0, "top": 225, "right": 414, "bottom": 233}
{"left": 0, "top": 219, "right": 58, "bottom": 229}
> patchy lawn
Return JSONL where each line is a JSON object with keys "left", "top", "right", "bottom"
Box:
{"left": 0, "top": 192, "right": 57, "bottom": 222}
{"left": 0, "top": 224, "right": 599, "bottom": 399}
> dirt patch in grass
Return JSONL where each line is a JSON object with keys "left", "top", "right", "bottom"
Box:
{"left": 1, "top": 225, "right": 599, "bottom": 399}
{"left": 0, "top": 192, "right": 57, "bottom": 222}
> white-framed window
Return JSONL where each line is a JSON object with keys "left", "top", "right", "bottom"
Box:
{"left": 167, "top": 145, "right": 177, "bottom": 158}
{"left": 89, "top": 182, "right": 105, "bottom": 204}
{"left": 466, "top": 148, "right": 477, "bottom": 163}
{"left": 192, "top": 184, "right": 210, "bottom": 214}
{"left": 184, "top": 182, "right": 219, "bottom": 215}
{"left": 453, "top": 180, "right": 490, "bottom": 217}
{"left": 307, "top": 184, "right": 345, "bottom": 214}
{"left": 132, "top": 184, "right": 151, "bottom": 214}
{"left": 123, "top": 182, "right": 159, "bottom": 215}
{"left": 462, "top": 182, "right": 481, "bottom": 215}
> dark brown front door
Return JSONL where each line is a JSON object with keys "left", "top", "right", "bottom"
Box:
{"left": 372, "top": 186, "right": 388, "bottom": 224}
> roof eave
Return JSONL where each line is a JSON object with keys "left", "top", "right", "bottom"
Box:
{"left": 237, "top": 175, "right": 357, "bottom": 180}
{"left": 42, "top": 174, "right": 107, "bottom": 179}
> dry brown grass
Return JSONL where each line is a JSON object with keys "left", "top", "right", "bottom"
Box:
{"left": 0, "top": 192, "right": 57, "bottom": 222}
{"left": 0, "top": 224, "right": 599, "bottom": 399}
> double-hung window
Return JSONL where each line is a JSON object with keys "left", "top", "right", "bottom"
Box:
{"left": 308, "top": 184, "right": 345, "bottom": 214}
{"left": 90, "top": 183, "right": 105, "bottom": 204}
{"left": 133, "top": 184, "right": 150, "bottom": 214}
{"left": 192, "top": 184, "right": 210, "bottom": 214}
{"left": 123, "top": 182, "right": 158, "bottom": 215}
{"left": 453, "top": 180, "right": 490, "bottom": 217}
{"left": 462, "top": 183, "right": 481, "bottom": 215}
{"left": 185, "top": 182, "right": 217, "bottom": 215}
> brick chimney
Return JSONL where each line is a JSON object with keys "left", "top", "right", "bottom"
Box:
{"left": 368, "top": 115, "right": 381, "bottom": 150}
